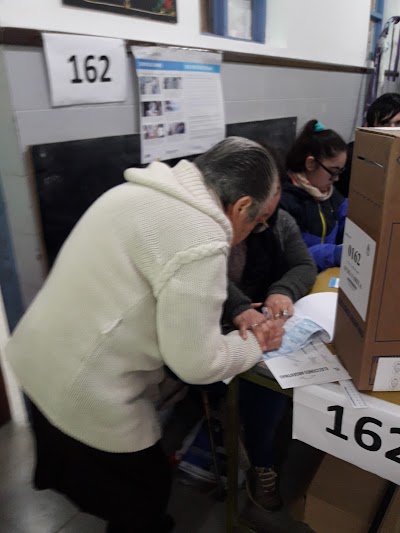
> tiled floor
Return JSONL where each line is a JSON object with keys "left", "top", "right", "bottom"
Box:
{"left": 0, "top": 422, "right": 226, "bottom": 533}
{"left": 0, "top": 420, "right": 320, "bottom": 533}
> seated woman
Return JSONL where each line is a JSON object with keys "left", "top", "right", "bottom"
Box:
{"left": 224, "top": 178, "right": 317, "bottom": 513}
{"left": 280, "top": 119, "right": 348, "bottom": 272}
{"left": 336, "top": 92, "right": 400, "bottom": 197}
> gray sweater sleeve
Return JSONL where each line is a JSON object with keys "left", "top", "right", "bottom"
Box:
{"left": 224, "top": 210, "right": 318, "bottom": 322}
{"left": 267, "top": 210, "right": 317, "bottom": 302}
{"left": 224, "top": 281, "right": 253, "bottom": 323}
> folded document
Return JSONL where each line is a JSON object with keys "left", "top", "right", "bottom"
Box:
{"left": 262, "top": 292, "right": 350, "bottom": 388}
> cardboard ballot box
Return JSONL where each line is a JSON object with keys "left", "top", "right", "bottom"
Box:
{"left": 334, "top": 128, "right": 400, "bottom": 391}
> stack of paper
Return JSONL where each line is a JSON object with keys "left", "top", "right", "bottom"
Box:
{"left": 262, "top": 292, "right": 350, "bottom": 389}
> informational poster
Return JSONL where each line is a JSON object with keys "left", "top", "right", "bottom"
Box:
{"left": 340, "top": 218, "right": 376, "bottom": 321}
{"left": 132, "top": 46, "right": 225, "bottom": 164}
{"left": 293, "top": 382, "right": 400, "bottom": 485}
{"left": 43, "top": 33, "right": 127, "bottom": 107}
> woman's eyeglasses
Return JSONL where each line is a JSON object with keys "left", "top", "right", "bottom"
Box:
{"left": 316, "top": 160, "right": 346, "bottom": 180}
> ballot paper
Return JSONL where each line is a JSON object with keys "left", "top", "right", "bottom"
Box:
{"left": 265, "top": 339, "right": 350, "bottom": 389}
{"left": 293, "top": 292, "right": 338, "bottom": 343}
{"left": 263, "top": 316, "right": 322, "bottom": 359}
{"left": 225, "top": 292, "right": 340, "bottom": 386}
{"left": 263, "top": 292, "right": 338, "bottom": 359}
{"left": 261, "top": 292, "right": 347, "bottom": 388}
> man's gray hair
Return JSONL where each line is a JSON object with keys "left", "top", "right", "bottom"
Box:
{"left": 195, "top": 137, "right": 278, "bottom": 220}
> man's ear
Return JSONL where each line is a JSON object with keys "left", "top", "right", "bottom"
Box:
{"left": 225, "top": 196, "right": 253, "bottom": 223}
{"left": 305, "top": 155, "right": 317, "bottom": 172}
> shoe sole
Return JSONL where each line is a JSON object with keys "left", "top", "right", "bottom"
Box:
{"left": 245, "top": 480, "right": 283, "bottom": 513}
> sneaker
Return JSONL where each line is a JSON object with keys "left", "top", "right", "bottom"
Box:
{"left": 246, "top": 466, "right": 282, "bottom": 512}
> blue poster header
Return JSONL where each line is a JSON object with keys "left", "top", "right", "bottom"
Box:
{"left": 135, "top": 58, "right": 220, "bottom": 73}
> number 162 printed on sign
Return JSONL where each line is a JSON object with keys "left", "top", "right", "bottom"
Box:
{"left": 327, "top": 405, "right": 400, "bottom": 464}
{"left": 43, "top": 33, "right": 127, "bottom": 107}
{"left": 293, "top": 383, "right": 400, "bottom": 484}
{"left": 68, "top": 55, "right": 112, "bottom": 84}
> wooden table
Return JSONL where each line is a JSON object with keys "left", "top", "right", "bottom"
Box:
{"left": 225, "top": 267, "right": 400, "bottom": 532}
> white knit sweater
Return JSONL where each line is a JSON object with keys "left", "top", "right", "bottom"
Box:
{"left": 6, "top": 160, "right": 262, "bottom": 453}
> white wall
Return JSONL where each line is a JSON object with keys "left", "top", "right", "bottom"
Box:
{"left": 383, "top": 0, "right": 400, "bottom": 23}
{"left": 0, "top": 42, "right": 367, "bottom": 307}
{"left": 0, "top": 0, "right": 371, "bottom": 307}
{"left": 0, "top": 0, "right": 371, "bottom": 67}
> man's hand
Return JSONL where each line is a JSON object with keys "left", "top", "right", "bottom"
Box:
{"left": 264, "top": 294, "right": 294, "bottom": 322}
{"left": 233, "top": 309, "right": 284, "bottom": 352}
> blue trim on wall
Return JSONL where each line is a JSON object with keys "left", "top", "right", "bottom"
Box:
{"left": 371, "top": 0, "right": 385, "bottom": 59}
{"left": 253, "top": 0, "right": 266, "bottom": 43}
{"left": 212, "top": 0, "right": 266, "bottom": 43}
{"left": 0, "top": 176, "right": 24, "bottom": 332}
{"left": 136, "top": 59, "right": 221, "bottom": 72}
{"left": 370, "top": 11, "right": 383, "bottom": 21}
{"left": 376, "top": 0, "right": 384, "bottom": 15}
{"left": 213, "top": 0, "right": 228, "bottom": 36}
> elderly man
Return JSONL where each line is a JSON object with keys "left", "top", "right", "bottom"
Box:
{"left": 6, "top": 137, "right": 283, "bottom": 533}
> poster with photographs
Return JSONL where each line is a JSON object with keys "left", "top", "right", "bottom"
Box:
{"left": 63, "top": 1, "right": 177, "bottom": 23}
{"left": 133, "top": 46, "right": 225, "bottom": 164}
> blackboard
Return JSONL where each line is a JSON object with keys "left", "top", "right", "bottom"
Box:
{"left": 227, "top": 117, "right": 297, "bottom": 160}
{"left": 0, "top": 175, "right": 24, "bottom": 330}
{"left": 31, "top": 117, "right": 297, "bottom": 268}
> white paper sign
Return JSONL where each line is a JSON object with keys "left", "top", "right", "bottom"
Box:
{"left": 293, "top": 382, "right": 400, "bottom": 484}
{"left": 132, "top": 46, "right": 225, "bottom": 164}
{"left": 373, "top": 357, "right": 400, "bottom": 391}
{"left": 43, "top": 33, "right": 127, "bottom": 107}
{"left": 340, "top": 219, "right": 376, "bottom": 321}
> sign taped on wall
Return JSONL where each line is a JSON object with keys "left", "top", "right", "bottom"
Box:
{"left": 43, "top": 33, "right": 127, "bottom": 107}
{"left": 132, "top": 46, "right": 225, "bottom": 164}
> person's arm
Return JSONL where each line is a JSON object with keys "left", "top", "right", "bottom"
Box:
{"left": 225, "top": 282, "right": 285, "bottom": 349}
{"left": 307, "top": 196, "right": 347, "bottom": 270}
{"left": 308, "top": 242, "right": 342, "bottom": 272}
{"left": 267, "top": 211, "right": 317, "bottom": 301}
{"left": 224, "top": 281, "right": 252, "bottom": 323}
{"left": 156, "top": 250, "right": 281, "bottom": 384}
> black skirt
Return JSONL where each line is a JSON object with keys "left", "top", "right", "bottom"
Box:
{"left": 30, "top": 402, "right": 171, "bottom": 529}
